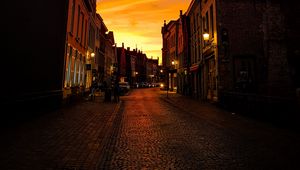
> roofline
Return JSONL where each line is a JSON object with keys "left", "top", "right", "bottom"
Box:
{"left": 186, "top": 0, "right": 196, "bottom": 15}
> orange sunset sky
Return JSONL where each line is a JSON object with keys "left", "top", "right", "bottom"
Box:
{"left": 96, "top": 0, "right": 192, "bottom": 65}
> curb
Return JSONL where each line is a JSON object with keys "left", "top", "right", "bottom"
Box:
{"left": 96, "top": 100, "right": 123, "bottom": 168}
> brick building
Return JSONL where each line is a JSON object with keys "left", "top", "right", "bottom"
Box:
{"left": 104, "top": 31, "right": 117, "bottom": 81}
{"left": 176, "top": 10, "right": 188, "bottom": 95}
{"left": 163, "top": 0, "right": 299, "bottom": 115}
{"left": 63, "top": 0, "right": 97, "bottom": 101}
{"left": 146, "top": 58, "right": 159, "bottom": 83}
{"left": 186, "top": 0, "right": 203, "bottom": 99}
{"left": 198, "top": 0, "right": 300, "bottom": 114}
{"left": 136, "top": 51, "right": 148, "bottom": 83}
{"left": 117, "top": 44, "right": 127, "bottom": 82}
{"left": 97, "top": 14, "right": 108, "bottom": 84}
{"left": 162, "top": 20, "right": 178, "bottom": 91}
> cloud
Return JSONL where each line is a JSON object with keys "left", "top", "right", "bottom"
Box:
{"left": 97, "top": 0, "right": 192, "bottom": 64}
{"left": 98, "top": 0, "right": 160, "bottom": 13}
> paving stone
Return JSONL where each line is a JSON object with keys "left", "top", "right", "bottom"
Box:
{"left": 1, "top": 88, "right": 299, "bottom": 170}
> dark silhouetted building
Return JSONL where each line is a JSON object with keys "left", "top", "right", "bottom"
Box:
{"left": 2, "top": 1, "right": 69, "bottom": 119}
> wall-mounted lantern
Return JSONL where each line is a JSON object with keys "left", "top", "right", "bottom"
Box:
{"left": 203, "top": 33, "right": 210, "bottom": 41}
{"left": 171, "top": 60, "right": 175, "bottom": 65}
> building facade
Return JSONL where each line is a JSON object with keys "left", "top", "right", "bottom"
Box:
{"left": 63, "top": 0, "right": 96, "bottom": 99}
{"left": 105, "top": 31, "right": 117, "bottom": 82}
{"left": 162, "top": 0, "right": 299, "bottom": 114}
{"left": 187, "top": 0, "right": 202, "bottom": 99}
{"left": 202, "top": 0, "right": 299, "bottom": 113}
{"left": 180, "top": 11, "right": 191, "bottom": 96}
{"left": 161, "top": 20, "right": 178, "bottom": 91}
{"left": 98, "top": 15, "right": 108, "bottom": 83}
{"left": 146, "top": 58, "right": 159, "bottom": 83}
{"left": 117, "top": 44, "right": 127, "bottom": 82}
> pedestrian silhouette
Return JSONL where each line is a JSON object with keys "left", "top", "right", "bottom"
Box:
{"left": 103, "top": 80, "right": 111, "bottom": 102}
{"left": 89, "top": 83, "right": 96, "bottom": 101}
{"left": 113, "top": 80, "right": 120, "bottom": 103}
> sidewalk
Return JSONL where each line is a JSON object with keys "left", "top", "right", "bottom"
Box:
{"left": 159, "top": 90, "right": 300, "bottom": 134}
{"left": 0, "top": 93, "right": 121, "bottom": 170}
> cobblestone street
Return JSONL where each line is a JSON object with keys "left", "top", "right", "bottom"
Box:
{"left": 101, "top": 88, "right": 300, "bottom": 169}
{"left": 0, "top": 95, "right": 119, "bottom": 170}
{"left": 1, "top": 88, "right": 299, "bottom": 169}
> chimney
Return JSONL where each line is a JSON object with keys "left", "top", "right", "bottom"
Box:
{"left": 122, "top": 43, "right": 124, "bottom": 48}
{"left": 127, "top": 47, "right": 130, "bottom": 51}
{"left": 164, "top": 20, "right": 166, "bottom": 27}
{"left": 180, "top": 10, "right": 182, "bottom": 17}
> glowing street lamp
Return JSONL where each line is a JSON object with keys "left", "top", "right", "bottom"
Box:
{"left": 203, "top": 33, "right": 210, "bottom": 41}
{"left": 91, "top": 52, "right": 95, "bottom": 57}
{"left": 171, "top": 60, "right": 175, "bottom": 65}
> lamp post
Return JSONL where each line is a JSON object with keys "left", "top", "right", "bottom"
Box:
{"left": 171, "top": 60, "right": 175, "bottom": 91}
{"left": 135, "top": 71, "right": 138, "bottom": 84}
{"left": 167, "top": 60, "right": 175, "bottom": 98}
{"left": 90, "top": 52, "right": 96, "bottom": 83}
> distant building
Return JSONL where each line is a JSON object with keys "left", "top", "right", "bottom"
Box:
{"left": 137, "top": 52, "right": 148, "bottom": 83}
{"left": 147, "top": 58, "right": 159, "bottom": 83}
{"left": 117, "top": 43, "right": 127, "bottom": 82}
{"left": 97, "top": 14, "right": 108, "bottom": 83}
{"left": 176, "top": 10, "right": 188, "bottom": 95}
{"left": 125, "top": 48, "right": 137, "bottom": 85}
{"left": 186, "top": 0, "right": 202, "bottom": 99}
{"left": 162, "top": 20, "right": 178, "bottom": 91}
{"left": 105, "top": 31, "right": 117, "bottom": 81}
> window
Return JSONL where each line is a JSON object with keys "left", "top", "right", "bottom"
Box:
{"left": 76, "top": 6, "right": 80, "bottom": 38}
{"left": 88, "top": 24, "right": 95, "bottom": 48}
{"left": 208, "top": 58, "right": 216, "bottom": 90}
{"left": 206, "top": 12, "right": 209, "bottom": 33}
{"left": 78, "top": 54, "right": 82, "bottom": 85}
{"left": 70, "top": 49, "right": 75, "bottom": 86}
{"left": 202, "top": 17, "right": 206, "bottom": 32}
{"left": 81, "top": 56, "right": 85, "bottom": 86}
{"left": 73, "top": 50, "right": 78, "bottom": 85}
{"left": 194, "top": 14, "right": 197, "bottom": 32}
{"left": 80, "top": 13, "right": 84, "bottom": 44}
{"left": 70, "top": 0, "right": 75, "bottom": 33}
{"left": 64, "top": 46, "right": 70, "bottom": 87}
{"left": 84, "top": 20, "right": 87, "bottom": 47}
{"left": 96, "top": 28, "right": 100, "bottom": 40}
{"left": 210, "top": 5, "right": 214, "bottom": 38}
{"left": 67, "top": 47, "right": 73, "bottom": 86}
